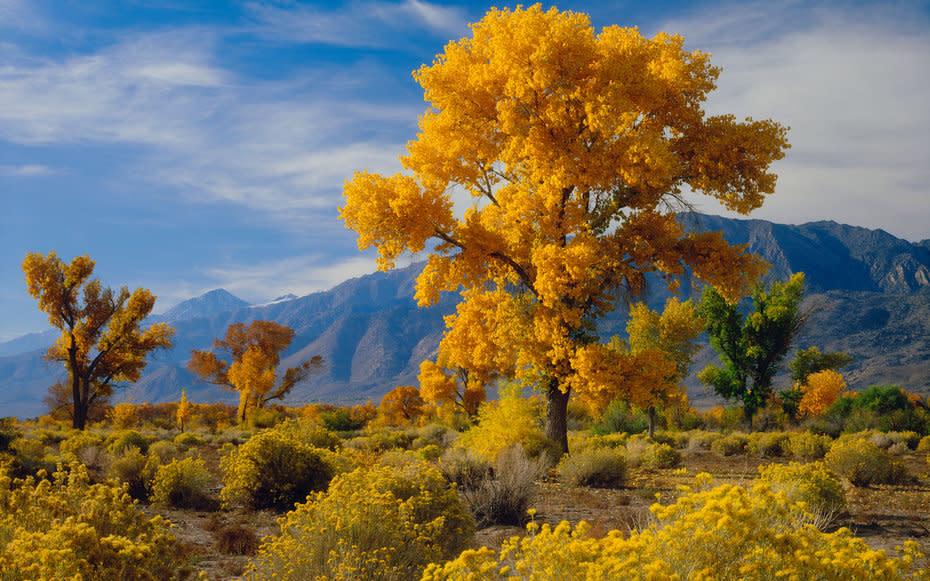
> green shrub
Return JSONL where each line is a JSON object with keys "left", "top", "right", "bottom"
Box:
{"left": 642, "top": 442, "right": 681, "bottom": 469}
{"left": 787, "top": 431, "right": 832, "bottom": 459}
{"left": 0, "top": 419, "right": 18, "bottom": 452}
{"left": 591, "top": 400, "right": 648, "bottom": 435}
{"left": 106, "top": 430, "right": 149, "bottom": 455}
{"left": 173, "top": 432, "right": 204, "bottom": 449}
{"left": 147, "top": 439, "right": 181, "bottom": 464}
{"left": 557, "top": 447, "right": 626, "bottom": 488}
{"left": 319, "top": 408, "right": 366, "bottom": 432}
{"left": 108, "top": 446, "right": 155, "bottom": 500}
{"left": 448, "top": 446, "right": 543, "bottom": 528}
{"left": 825, "top": 438, "right": 909, "bottom": 486}
{"left": 151, "top": 456, "right": 218, "bottom": 510}
{"left": 746, "top": 432, "right": 789, "bottom": 458}
{"left": 711, "top": 432, "right": 748, "bottom": 456}
{"left": 220, "top": 430, "right": 334, "bottom": 511}
{"left": 6, "top": 437, "right": 55, "bottom": 478}
{"left": 246, "top": 461, "right": 474, "bottom": 581}
{"left": 416, "top": 444, "right": 443, "bottom": 462}
{"left": 760, "top": 461, "right": 846, "bottom": 529}
{"left": 626, "top": 436, "right": 681, "bottom": 469}
{"left": 59, "top": 431, "right": 104, "bottom": 460}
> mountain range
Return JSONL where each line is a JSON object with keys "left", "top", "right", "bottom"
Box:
{"left": 1, "top": 213, "right": 928, "bottom": 418}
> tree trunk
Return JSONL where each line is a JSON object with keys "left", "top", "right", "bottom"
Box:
{"left": 544, "top": 378, "right": 570, "bottom": 457}
{"left": 647, "top": 406, "right": 656, "bottom": 439}
{"left": 71, "top": 374, "right": 88, "bottom": 430}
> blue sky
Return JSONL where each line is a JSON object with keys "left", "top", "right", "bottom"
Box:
{"left": 2, "top": 0, "right": 929, "bottom": 341}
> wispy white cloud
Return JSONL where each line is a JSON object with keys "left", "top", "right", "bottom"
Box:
{"left": 663, "top": 0, "right": 930, "bottom": 241}
{"left": 0, "top": 164, "right": 59, "bottom": 176}
{"left": 196, "top": 254, "right": 380, "bottom": 304}
{"left": 245, "top": 0, "right": 467, "bottom": 47}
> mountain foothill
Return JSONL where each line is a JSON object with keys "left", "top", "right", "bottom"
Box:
{"left": 2, "top": 213, "right": 928, "bottom": 417}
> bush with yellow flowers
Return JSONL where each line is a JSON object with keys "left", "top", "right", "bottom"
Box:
{"left": 759, "top": 461, "right": 846, "bottom": 529}
{"left": 0, "top": 461, "right": 185, "bottom": 580}
{"left": 825, "top": 437, "right": 909, "bottom": 486}
{"left": 787, "top": 431, "right": 832, "bottom": 459}
{"left": 220, "top": 429, "right": 335, "bottom": 511}
{"left": 246, "top": 458, "right": 474, "bottom": 581}
{"left": 557, "top": 446, "right": 626, "bottom": 488}
{"left": 422, "top": 475, "right": 928, "bottom": 581}
{"left": 151, "top": 456, "right": 218, "bottom": 510}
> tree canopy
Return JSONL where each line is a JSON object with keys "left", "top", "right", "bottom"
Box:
{"left": 22, "top": 251, "right": 174, "bottom": 430}
{"left": 698, "top": 272, "right": 806, "bottom": 424}
{"left": 188, "top": 321, "right": 322, "bottom": 423}
{"left": 340, "top": 5, "right": 789, "bottom": 453}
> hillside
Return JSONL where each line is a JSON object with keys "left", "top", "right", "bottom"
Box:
{"left": 1, "top": 214, "right": 928, "bottom": 417}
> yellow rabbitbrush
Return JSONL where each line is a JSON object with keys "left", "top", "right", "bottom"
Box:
{"left": 341, "top": 4, "right": 789, "bottom": 454}
{"left": 422, "top": 475, "right": 928, "bottom": 581}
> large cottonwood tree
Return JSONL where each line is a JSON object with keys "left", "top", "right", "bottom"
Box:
{"left": 22, "top": 252, "right": 174, "bottom": 430}
{"left": 340, "top": 6, "right": 789, "bottom": 454}
{"left": 188, "top": 321, "right": 322, "bottom": 423}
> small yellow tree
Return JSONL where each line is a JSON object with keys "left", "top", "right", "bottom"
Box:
{"left": 176, "top": 389, "right": 193, "bottom": 432}
{"left": 799, "top": 370, "right": 848, "bottom": 417}
{"left": 418, "top": 360, "right": 486, "bottom": 420}
{"left": 378, "top": 385, "right": 426, "bottom": 426}
{"left": 188, "top": 321, "right": 323, "bottom": 423}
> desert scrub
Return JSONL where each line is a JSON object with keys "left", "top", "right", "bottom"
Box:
{"left": 272, "top": 418, "right": 343, "bottom": 451}
{"left": 172, "top": 431, "right": 204, "bottom": 449}
{"left": 745, "top": 431, "right": 789, "bottom": 458}
{"left": 759, "top": 461, "right": 846, "bottom": 529}
{"left": 825, "top": 437, "right": 909, "bottom": 486}
{"left": 625, "top": 436, "right": 681, "bottom": 469}
{"left": 710, "top": 432, "right": 748, "bottom": 456}
{"left": 151, "top": 456, "right": 218, "bottom": 510}
{"left": 786, "top": 431, "right": 832, "bottom": 459}
{"left": 917, "top": 435, "right": 930, "bottom": 453}
{"left": 557, "top": 447, "right": 626, "bottom": 488}
{"left": 107, "top": 445, "right": 156, "bottom": 500}
{"left": 0, "top": 462, "right": 184, "bottom": 580}
{"left": 5, "top": 437, "right": 56, "bottom": 478}
{"left": 105, "top": 429, "right": 150, "bottom": 455}
{"left": 422, "top": 476, "right": 928, "bottom": 581}
{"left": 457, "top": 445, "right": 543, "bottom": 528}
{"left": 220, "top": 429, "right": 336, "bottom": 511}
{"left": 246, "top": 460, "right": 474, "bottom": 581}
{"left": 457, "top": 392, "right": 547, "bottom": 463}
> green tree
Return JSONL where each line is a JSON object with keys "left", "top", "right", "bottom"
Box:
{"left": 23, "top": 252, "right": 174, "bottom": 430}
{"left": 698, "top": 272, "right": 806, "bottom": 426}
{"left": 339, "top": 6, "right": 788, "bottom": 454}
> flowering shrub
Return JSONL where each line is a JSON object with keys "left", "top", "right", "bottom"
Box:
{"left": 172, "top": 432, "right": 204, "bottom": 449}
{"left": 105, "top": 430, "right": 150, "bottom": 455}
{"left": 246, "top": 460, "right": 474, "bottom": 580}
{"left": 0, "top": 462, "right": 184, "bottom": 580}
{"left": 557, "top": 447, "right": 626, "bottom": 488}
{"left": 710, "top": 432, "right": 748, "bottom": 456}
{"left": 918, "top": 435, "right": 930, "bottom": 453}
{"left": 787, "top": 431, "right": 832, "bottom": 459}
{"left": 826, "top": 437, "right": 908, "bottom": 486}
{"left": 746, "top": 432, "right": 789, "bottom": 457}
{"left": 220, "top": 429, "right": 335, "bottom": 511}
{"left": 625, "top": 436, "right": 681, "bottom": 469}
{"left": 107, "top": 446, "right": 155, "bottom": 500}
{"left": 759, "top": 461, "right": 846, "bottom": 529}
{"left": 422, "top": 476, "right": 928, "bottom": 580}
{"left": 151, "top": 456, "right": 217, "bottom": 510}
{"left": 457, "top": 394, "right": 547, "bottom": 463}
{"left": 272, "top": 418, "right": 343, "bottom": 451}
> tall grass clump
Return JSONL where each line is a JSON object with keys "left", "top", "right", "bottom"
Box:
{"left": 557, "top": 447, "right": 626, "bottom": 488}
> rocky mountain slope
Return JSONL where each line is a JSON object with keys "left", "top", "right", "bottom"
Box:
{"left": 1, "top": 214, "right": 928, "bottom": 417}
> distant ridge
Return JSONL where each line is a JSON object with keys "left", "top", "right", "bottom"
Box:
{"left": 158, "top": 289, "right": 251, "bottom": 323}
{"left": 1, "top": 214, "right": 928, "bottom": 417}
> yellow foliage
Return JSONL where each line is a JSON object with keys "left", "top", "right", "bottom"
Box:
{"left": 0, "top": 462, "right": 183, "bottom": 579}
{"left": 22, "top": 252, "right": 174, "bottom": 430}
{"left": 799, "top": 370, "right": 848, "bottom": 417}
{"left": 379, "top": 386, "right": 427, "bottom": 426}
{"left": 423, "top": 476, "right": 927, "bottom": 580}
{"left": 457, "top": 387, "right": 547, "bottom": 463}
{"left": 340, "top": 4, "right": 788, "bottom": 450}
